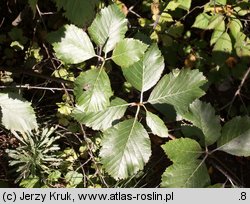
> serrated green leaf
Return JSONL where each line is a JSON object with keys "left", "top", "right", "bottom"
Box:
{"left": 112, "top": 38, "right": 148, "bottom": 68}
{"left": 146, "top": 111, "right": 168, "bottom": 138}
{"left": 233, "top": 3, "right": 250, "bottom": 16}
{"left": 122, "top": 44, "right": 164, "bottom": 92}
{"left": 182, "top": 100, "right": 221, "bottom": 146}
{"left": 229, "top": 18, "right": 243, "bottom": 39}
{"left": 207, "top": 183, "right": 224, "bottom": 188}
{"left": 192, "top": 13, "right": 211, "bottom": 29}
{"left": 177, "top": 0, "right": 192, "bottom": 10}
{"left": 74, "top": 69, "right": 113, "bottom": 112}
{"left": 161, "top": 161, "right": 210, "bottom": 187}
{"left": 210, "top": 20, "right": 225, "bottom": 45}
{"left": 211, "top": 0, "right": 227, "bottom": 5}
{"left": 207, "top": 15, "right": 224, "bottom": 30}
{"left": 72, "top": 97, "right": 128, "bottom": 131}
{"left": 88, "top": 4, "right": 128, "bottom": 54}
{"left": 217, "top": 116, "right": 250, "bottom": 156}
{"left": 148, "top": 69, "right": 207, "bottom": 113}
{"left": 159, "top": 12, "right": 173, "bottom": 23}
{"left": 54, "top": 0, "right": 99, "bottom": 26}
{"left": 48, "top": 170, "right": 61, "bottom": 182}
{"left": 167, "top": 22, "right": 184, "bottom": 38}
{"left": 235, "top": 33, "right": 250, "bottom": 58}
{"left": 20, "top": 176, "right": 39, "bottom": 188}
{"left": 166, "top": 1, "right": 180, "bottom": 11}
{"left": 100, "top": 119, "right": 151, "bottom": 180}
{"left": 162, "top": 138, "right": 202, "bottom": 163}
{"left": 48, "top": 24, "right": 95, "bottom": 64}
{"left": 0, "top": 93, "right": 37, "bottom": 134}
{"left": 65, "top": 171, "right": 83, "bottom": 186}
{"left": 213, "top": 32, "right": 232, "bottom": 53}
{"left": 8, "top": 28, "right": 28, "bottom": 45}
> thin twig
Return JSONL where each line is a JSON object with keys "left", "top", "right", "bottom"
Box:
{"left": 128, "top": 5, "right": 141, "bottom": 18}
{"left": 209, "top": 155, "right": 243, "bottom": 187}
{"left": 153, "top": 0, "right": 199, "bottom": 29}
{"left": 153, "top": 13, "right": 161, "bottom": 30}
{"left": 79, "top": 124, "right": 109, "bottom": 187}
{"left": 36, "top": 5, "right": 47, "bottom": 31}
{"left": 211, "top": 161, "right": 241, "bottom": 187}
{"left": 42, "top": 43, "right": 74, "bottom": 102}
{"left": 0, "top": 17, "right": 5, "bottom": 28}
{"left": 219, "top": 66, "right": 250, "bottom": 113}
{"left": 168, "top": 134, "right": 176, "bottom": 140}
{"left": 127, "top": 0, "right": 142, "bottom": 17}
{"left": 236, "top": 66, "right": 250, "bottom": 96}
{"left": 0, "top": 84, "right": 73, "bottom": 92}
{"left": 0, "top": 66, "right": 73, "bottom": 85}
{"left": 39, "top": 12, "right": 55, "bottom": 15}
{"left": 179, "top": 5, "right": 206, "bottom": 21}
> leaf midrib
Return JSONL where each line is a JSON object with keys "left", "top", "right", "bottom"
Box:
{"left": 85, "top": 69, "right": 105, "bottom": 112}
{"left": 116, "top": 118, "right": 138, "bottom": 176}
{"left": 148, "top": 87, "right": 200, "bottom": 104}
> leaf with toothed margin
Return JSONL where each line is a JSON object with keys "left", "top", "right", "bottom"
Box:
{"left": 146, "top": 111, "right": 168, "bottom": 138}
{"left": 182, "top": 100, "right": 221, "bottom": 146}
{"left": 162, "top": 138, "right": 203, "bottom": 163}
{"left": 72, "top": 97, "right": 128, "bottom": 131}
{"left": 122, "top": 43, "right": 164, "bottom": 93}
{"left": 100, "top": 119, "right": 151, "bottom": 180}
{"left": 112, "top": 38, "right": 148, "bottom": 68}
{"left": 48, "top": 24, "right": 95, "bottom": 64}
{"left": 161, "top": 138, "right": 210, "bottom": 187}
{"left": 217, "top": 116, "right": 250, "bottom": 157}
{"left": 192, "top": 13, "right": 211, "bottom": 29}
{"left": 88, "top": 4, "right": 128, "bottom": 54}
{"left": 0, "top": 93, "right": 37, "bottom": 134}
{"left": 73, "top": 69, "right": 113, "bottom": 113}
{"left": 148, "top": 69, "right": 207, "bottom": 113}
{"left": 54, "top": 0, "right": 99, "bottom": 27}
{"left": 161, "top": 161, "right": 210, "bottom": 187}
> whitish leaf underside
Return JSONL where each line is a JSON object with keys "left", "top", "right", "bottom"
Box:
{"left": 51, "top": 24, "right": 95, "bottom": 64}
{"left": 0, "top": 93, "right": 37, "bottom": 134}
